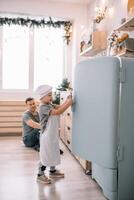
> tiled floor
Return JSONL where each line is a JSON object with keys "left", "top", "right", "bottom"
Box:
{"left": 0, "top": 136, "right": 106, "bottom": 200}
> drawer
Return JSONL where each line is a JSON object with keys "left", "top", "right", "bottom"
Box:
{"left": 65, "top": 115, "right": 72, "bottom": 127}
{"left": 60, "top": 91, "right": 72, "bottom": 104}
{"left": 65, "top": 126, "right": 71, "bottom": 150}
{"left": 65, "top": 125, "right": 71, "bottom": 132}
{"left": 66, "top": 138, "right": 71, "bottom": 150}
{"left": 66, "top": 107, "right": 72, "bottom": 115}
{"left": 66, "top": 111, "right": 72, "bottom": 119}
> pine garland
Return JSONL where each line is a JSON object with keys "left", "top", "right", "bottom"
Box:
{"left": 0, "top": 16, "right": 72, "bottom": 44}
{"left": 0, "top": 16, "right": 72, "bottom": 28}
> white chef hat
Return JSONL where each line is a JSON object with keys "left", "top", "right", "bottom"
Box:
{"left": 35, "top": 84, "right": 52, "bottom": 99}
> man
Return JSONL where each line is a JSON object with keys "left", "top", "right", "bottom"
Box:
{"left": 22, "top": 97, "right": 64, "bottom": 154}
{"left": 22, "top": 97, "right": 40, "bottom": 151}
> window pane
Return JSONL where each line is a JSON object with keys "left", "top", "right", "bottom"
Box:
{"left": 2, "top": 25, "right": 29, "bottom": 89}
{"left": 34, "top": 27, "right": 64, "bottom": 89}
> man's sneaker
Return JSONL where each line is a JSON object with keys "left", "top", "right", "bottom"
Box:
{"left": 49, "top": 170, "right": 64, "bottom": 178}
{"left": 37, "top": 175, "right": 51, "bottom": 184}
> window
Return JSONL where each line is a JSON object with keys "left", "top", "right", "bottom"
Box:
{"left": 2, "top": 25, "right": 29, "bottom": 89}
{"left": 1, "top": 24, "right": 64, "bottom": 90}
{"left": 34, "top": 27, "right": 64, "bottom": 89}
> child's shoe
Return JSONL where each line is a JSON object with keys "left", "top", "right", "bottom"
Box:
{"left": 49, "top": 170, "right": 64, "bottom": 178}
{"left": 37, "top": 175, "right": 51, "bottom": 184}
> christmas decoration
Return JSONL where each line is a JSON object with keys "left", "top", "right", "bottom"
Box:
{"left": 53, "top": 78, "right": 72, "bottom": 104}
{"left": 108, "top": 30, "right": 129, "bottom": 56}
{"left": 0, "top": 16, "right": 72, "bottom": 44}
{"left": 94, "top": 6, "right": 107, "bottom": 23}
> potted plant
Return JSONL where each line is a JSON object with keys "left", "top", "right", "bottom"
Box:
{"left": 53, "top": 78, "right": 71, "bottom": 104}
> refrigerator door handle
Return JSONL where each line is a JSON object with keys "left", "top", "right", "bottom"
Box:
{"left": 118, "top": 57, "right": 126, "bottom": 83}
{"left": 117, "top": 144, "right": 124, "bottom": 161}
{"left": 119, "top": 67, "right": 126, "bottom": 83}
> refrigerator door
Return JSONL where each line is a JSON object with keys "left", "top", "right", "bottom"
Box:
{"left": 72, "top": 56, "right": 120, "bottom": 168}
{"left": 117, "top": 58, "right": 134, "bottom": 200}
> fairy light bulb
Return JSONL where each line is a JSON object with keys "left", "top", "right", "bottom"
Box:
{"left": 108, "top": 6, "right": 114, "bottom": 16}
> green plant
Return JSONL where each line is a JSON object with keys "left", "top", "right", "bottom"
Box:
{"left": 57, "top": 78, "right": 70, "bottom": 91}
{"left": 53, "top": 78, "right": 71, "bottom": 104}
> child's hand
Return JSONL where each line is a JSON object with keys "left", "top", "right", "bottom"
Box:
{"left": 67, "top": 94, "right": 72, "bottom": 99}
{"left": 66, "top": 95, "right": 73, "bottom": 105}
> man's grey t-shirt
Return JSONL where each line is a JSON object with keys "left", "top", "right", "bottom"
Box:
{"left": 22, "top": 111, "right": 40, "bottom": 137}
{"left": 38, "top": 103, "right": 54, "bottom": 133}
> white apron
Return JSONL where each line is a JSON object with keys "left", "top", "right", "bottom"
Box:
{"left": 40, "top": 115, "right": 60, "bottom": 166}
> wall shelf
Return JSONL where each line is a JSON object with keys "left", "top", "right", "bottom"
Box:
{"left": 111, "top": 18, "right": 134, "bottom": 57}
{"left": 117, "top": 49, "right": 134, "bottom": 57}
{"left": 80, "top": 31, "right": 107, "bottom": 57}
{"left": 116, "top": 17, "right": 134, "bottom": 31}
{"left": 80, "top": 46, "right": 103, "bottom": 57}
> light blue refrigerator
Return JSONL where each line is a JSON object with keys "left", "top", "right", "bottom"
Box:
{"left": 72, "top": 56, "right": 134, "bottom": 200}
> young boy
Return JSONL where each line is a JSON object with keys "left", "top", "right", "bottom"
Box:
{"left": 35, "top": 84, "right": 73, "bottom": 184}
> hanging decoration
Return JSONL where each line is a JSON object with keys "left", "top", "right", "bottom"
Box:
{"left": 94, "top": 6, "right": 107, "bottom": 23}
{"left": 63, "top": 23, "right": 72, "bottom": 45}
{"left": 0, "top": 16, "right": 72, "bottom": 45}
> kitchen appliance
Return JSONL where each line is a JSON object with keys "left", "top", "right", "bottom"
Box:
{"left": 72, "top": 56, "right": 134, "bottom": 200}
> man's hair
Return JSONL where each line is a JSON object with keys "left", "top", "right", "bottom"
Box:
{"left": 25, "top": 97, "right": 34, "bottom": 104}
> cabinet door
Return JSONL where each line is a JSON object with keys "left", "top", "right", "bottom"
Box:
{"left": 72, "top": 57, "right": 120, "bottom": 168}
{"left": 118, "top": 58, "right": 134, "bottom": 200}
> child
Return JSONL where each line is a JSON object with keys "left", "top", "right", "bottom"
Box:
{"left": 35, "top": 84, "right": 73, "bottom": 184}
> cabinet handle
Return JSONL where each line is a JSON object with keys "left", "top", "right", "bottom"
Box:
{"left": 67, "top": 126, "right": 70, "bottom": 130}
{"left": 67, "top": 140, "right": 70, "bottom": 144}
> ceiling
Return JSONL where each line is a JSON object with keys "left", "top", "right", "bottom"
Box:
{"left": 47, "top": 0, "right": 92, "bottom": 5}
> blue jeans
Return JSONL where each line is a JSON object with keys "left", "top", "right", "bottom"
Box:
{"left": 23, "top": 129, "right": 40, "bottom": 149}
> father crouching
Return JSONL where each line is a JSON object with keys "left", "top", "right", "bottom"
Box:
{"left": 22, "top": 97, "right": 40, "bottom": 151}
